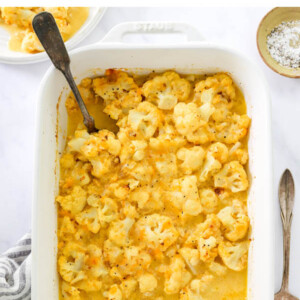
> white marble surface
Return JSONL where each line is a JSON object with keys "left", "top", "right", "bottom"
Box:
{"left": 0, "top": 6, "right": 299, "bottom": 295}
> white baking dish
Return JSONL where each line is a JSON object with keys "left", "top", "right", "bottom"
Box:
{"left": 32, "top": 22, "right": 273, "bottom": 300}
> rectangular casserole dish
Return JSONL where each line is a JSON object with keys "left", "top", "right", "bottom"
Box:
{"left": 32, "top": 22, "right": 273, "bottom": 300}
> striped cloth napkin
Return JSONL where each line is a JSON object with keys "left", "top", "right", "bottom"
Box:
{"left": 0, "top": 234, "right": 31, "bottom": 300}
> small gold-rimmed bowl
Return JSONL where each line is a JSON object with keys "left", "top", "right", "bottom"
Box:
{"left": 257, "top": 7, "right": 300, "bottom": 78}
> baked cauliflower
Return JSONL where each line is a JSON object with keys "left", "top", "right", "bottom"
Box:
{"left": 218, "top": 241, "right": 249, "bottom": 271}
{"left": 142, "top": 71, "right": 191, "bottom": 110}
{"left": 214, "top": 161, "right": 249, "bottom": 193}
{"left": 135, "top": 214, "right": 179, "bottom": 251}
{"left": 217, "top": 200, "right": 249, "bottom": 241}
{"left": 93, "top": 70, "right": 142, "bottom": 120}
{"left": 177, "top": 146, "right": 205, "bottom": 174}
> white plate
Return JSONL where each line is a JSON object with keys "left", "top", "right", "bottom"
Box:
{"left": 0, "top": 7, "right": 106, "bottom": 64}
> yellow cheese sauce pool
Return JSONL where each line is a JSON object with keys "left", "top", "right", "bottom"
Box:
{"left": 0, "top": 7, "right": 89, "bottom": 53}
{"left": 58, "top": 71, "right": 250, "bottom": 300}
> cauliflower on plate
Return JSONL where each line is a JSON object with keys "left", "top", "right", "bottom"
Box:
{"left": 108, "top": 218, "right": 135, "bottom": 247}
{"left": 0, "top": 7, "right": 37, "bottom": 27}
{"left": 56, "top": 186, "right": 87, "bottom": 215}
{"left": 142, "top": 71, "right": 191, "bottom": 110}
{"left": 93, "top": 70, "right": 142, "bottom": 120}
{"left": 138, "top": 272, "right": 158, "bottom": 293}
{"left": 21, "top": 31, "right": 43, "bottom": 53}
{"left": 127, "top": 101, "right": 162, "bottom": 139}
{"left": 164, "top": 255, "right": 192, "bottom": 295}
{"left": 218, "top": 241, "right": 249, "bottom": 271}
{"left": 199, "top": 188, "right": 219, "bottom": 214}
{"left": 216, "top": 113, "right": 251, "bottom": 144}
{"left": 198, "top": 142, "right": 228, "bottom": 182}
{"left": 217, "top": 199, "right": 249, "bottom": 241}
{"left": 135, "top": 214, "right": 179, "bottom": 251}
{"left": 177, "top": 146, "right": 205, "bottom": 174}
{"left": 214, "top": 161, "right": 249, "bottom": 193}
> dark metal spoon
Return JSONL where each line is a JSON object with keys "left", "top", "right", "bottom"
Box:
{"left": 275, "top": 169, "right": 299, "bottom": 300}
{"left": 32, "top": 12, "right": 97, "bottom": 133}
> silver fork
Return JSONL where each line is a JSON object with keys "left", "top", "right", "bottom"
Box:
{"left": 275, "top": 169, "right": 298, "bottom": 300}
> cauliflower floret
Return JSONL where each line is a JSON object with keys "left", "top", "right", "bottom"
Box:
{"left": 58, "top": 242, "right": 86, "bottom": 284}
{"left": 142, "top": 71, "right": 191, "bottom": 110}
{"left": 214, "top": 161, "right": 249, "bottom": 193}
{"left": 0, "top": 7, "right": 36, "bottom": 27}
{"left": 59, "top": 216, "right": 76, "bottom": 239}
{"left": 81, "top": 130, "right": 121, "bottom": 158}
{"left": 135, "top": 214, "right": 179, "bottom": 251}
{"left": 98, "top": 197, "right": 118, "bottom": 227}
{"left": 60, "top": 153, "right": 76, "bottom": 169}
{"left": 229, "top": 142, "right": 248, "bottom": 165}
{"left": 198, "top": 236, "right": 218, "bottom": 263}
{"left": 127, "top": 101, "right": 162, "bottom": 138}
{"left": 108, "top": 218, "right": 135, "bottom": 246}
{"left": 185, "top": 215, "right": 222, "bottom": 262}
{"left": 103, "top": 240, "right": 123, "bottom": 265}
{"left": 208, "top": 261, "right": 227, "bottom": 276}
{"left": 90, "top": 152, "right": 117, "bottom": 179}
{"left": 154, "top": 153, "right": 178, "bottom": 177}
{"left": 198, "top": 142, "right": 228, "bottom": 182}
{"left": 138, "top": 272, "right": 158, "bottom": 293}
{"left": 93, "top": 70, "right": 142, "bottom": 120}
{"left": 130, "top": 186, "right": 164, "bottom": 213}
{"left": 216, "top": 114, "right": 251, "bottom": 144}
{"left": 120, "top": 278, "right": 137, "bottom": 299}
{"left": 164, "top": 255, "right": 192, "bottom": 295}
{"left": 85, "top": 244, "right": 108, "bottom": 278}
{"left": 120, "top": 246, "right": 152, "bottom": 275}
{"left": 173, "top": 102, "right": 201, "bottom": 136}
{"left": 122, "top": 160, "right": 155, "bottom": 184}
{"left": 180, "top": 274, "right": 214, "bottom": 300}
{"left": 177, "top": 146, "right": 205, "bottom": 174}
{"left": 169, "top": 176, "right": 202, "bottom": 217}
{"left": 75, "top": 207, "right": 100, "bottom": 233}
{"left": 62, "top": 161, "right": 91, "bottom": 187}
{"left": 179, "top": 247, "right": 200, "bottom": 274}
{"left": 61, "top": 281, "right": 81, "bottom": 300}
{"left": 199, "top": 188, "right": 219, "bottom": 214}
{"left": 21, "top": 31, "right": 43, "bottom": 53}
{"left": 56, "top": 186, "right": 87, "bottom": 215}
{"left": 217, "top": 200, "right": 249, "bottom": 241}
{"left": 218, "top": 241, "right": 249, "bottom": 271}
{"left": 68, "top": 129, "right": 90, "bottom": 153}
{"left": 195, "top": 73, "right": 236, "bottom": 102}
{"left": 105, "top": 284, "right": 123, "bottom": 300}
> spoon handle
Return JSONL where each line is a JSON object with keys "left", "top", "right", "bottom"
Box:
{"left": 278, "top": 169, "right": 295, "bottom": 292}
{"left": 32, "top": 12, "right": 96, "bottom": 133}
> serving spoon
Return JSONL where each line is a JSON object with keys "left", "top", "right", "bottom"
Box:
{"left": 275, "top": 169, "right": 299, "bottom": 300}
{"left": 32, "top": 12, "right": 97, "bottom": 133}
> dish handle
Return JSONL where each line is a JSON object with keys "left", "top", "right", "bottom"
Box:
{"left": 100, "top": 21, "right": 204, "bottom": 43}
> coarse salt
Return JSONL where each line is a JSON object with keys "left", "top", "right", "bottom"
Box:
{"left": 267, "top": 20, "right": 300, "bottom": 69}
